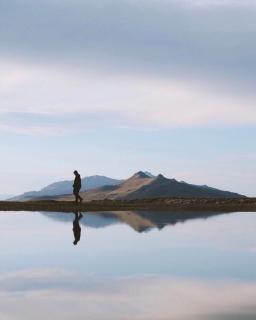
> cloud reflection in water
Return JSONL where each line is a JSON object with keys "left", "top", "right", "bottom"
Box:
{"left": 0, "top": 270, "right": 256, "bottom": 320}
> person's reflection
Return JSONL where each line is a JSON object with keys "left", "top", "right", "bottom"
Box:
{"left": 73, "top": 212, "right": 83, "bottom": 245}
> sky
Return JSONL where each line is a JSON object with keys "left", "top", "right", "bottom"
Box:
{"left": 0, "top": 0, "right": 256, "bottom": 196}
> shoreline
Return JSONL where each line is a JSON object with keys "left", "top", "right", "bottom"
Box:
{"left": 0, "top": 198, "right": 256, "bottom": 213}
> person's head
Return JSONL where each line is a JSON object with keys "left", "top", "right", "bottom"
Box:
{"left": 73, "top": 170, "right": 78, "bottom": 176}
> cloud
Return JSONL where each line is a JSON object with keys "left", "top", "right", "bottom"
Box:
{"left": 0, "top": 60, "right": 256, "bottom": 135}
{"left": 0, "top": 0, "right": 256, "bottom": 134}
{"left": 1, "top": 0, "right": 255, "bottom": 86}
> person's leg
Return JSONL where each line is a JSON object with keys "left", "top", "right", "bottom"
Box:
{"left": 74, "top": 189, "right": 79, "bottom": 203}
{"left": 78, "top": 189, "right": 83, "bottom": 202}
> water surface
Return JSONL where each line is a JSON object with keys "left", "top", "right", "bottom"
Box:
{"left": 0, "top": 210, "right": 256, "bottom": 319}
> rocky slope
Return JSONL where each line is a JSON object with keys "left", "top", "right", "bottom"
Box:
{"left": 56, "top": 171, "right": 244, "bottom": 201}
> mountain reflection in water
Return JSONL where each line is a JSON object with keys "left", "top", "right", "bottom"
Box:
{"left": 41, "top": 210, "right": 225, "bottom": 233}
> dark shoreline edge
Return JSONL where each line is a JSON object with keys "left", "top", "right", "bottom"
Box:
{"left": 0, "top": 198, "right": 256, "bottom": 213}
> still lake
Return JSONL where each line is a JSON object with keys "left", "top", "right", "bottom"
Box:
{"left": 0, "top": 210, "right": 256, "bottom": 319}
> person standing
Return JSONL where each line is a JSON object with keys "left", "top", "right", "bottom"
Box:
{"left": 73, "top": 170, "right": 83, "bottom": 203}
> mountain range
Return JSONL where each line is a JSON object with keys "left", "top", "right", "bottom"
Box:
{"left": 9, "top": 175, "right": 122, "bottom": 201}
{"left": 58, "top": 171, "right": 244, "bottom": 200}
{"left": 10, "top": 171, "right": 244, "bottom": 201}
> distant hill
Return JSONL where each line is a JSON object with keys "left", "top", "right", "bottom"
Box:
{"left": 9, "top": 175, "right": 123, "bottom": 201}
{"left": 0, "top": 194, "right": 14, "bottom": 201}
{"left": 56, "top": 171, "right": 244, "bottom": 201}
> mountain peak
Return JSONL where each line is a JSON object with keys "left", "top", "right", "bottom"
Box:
{"left": 144, "top": 171, "right": 155, "bottom": 178}
{"left": 132, "top": 171, "right": 151, "bottom": 179}
{"left": 155, "top": 174, "right": 167, "bottom": 180}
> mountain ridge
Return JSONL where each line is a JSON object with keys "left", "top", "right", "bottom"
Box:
{"left": 9, "top": 171, "right": 245, "bottom": 201}
{"left": 55, "top": 171, "right": 244, "bottom": 201}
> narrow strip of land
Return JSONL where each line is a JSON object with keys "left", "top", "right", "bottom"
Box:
{"left": 0, "top": 198, "right": 256, "bottom": 212}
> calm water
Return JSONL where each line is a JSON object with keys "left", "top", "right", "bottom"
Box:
{"left": 0, "top": 210, "right": 256, "bottom": 320}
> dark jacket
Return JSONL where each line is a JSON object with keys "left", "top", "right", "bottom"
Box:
{"left": 73, "top": 174, "right": 81, "bottom": 190}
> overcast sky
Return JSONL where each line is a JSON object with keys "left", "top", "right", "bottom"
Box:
{"left": 0, "top": 0, "right": 256, "bottom": 195}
